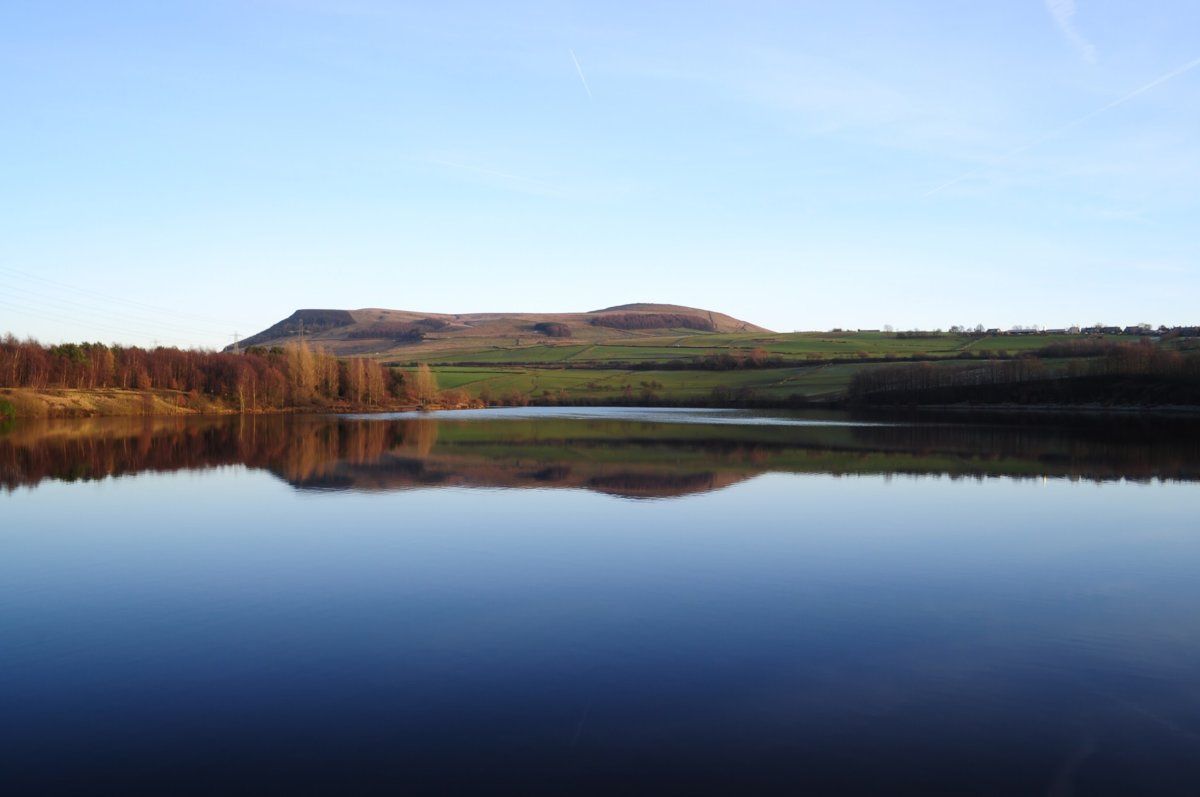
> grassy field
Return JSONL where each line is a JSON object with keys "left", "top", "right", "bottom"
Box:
{"left": 394, "top": 331, "right": 1126, "bottom": 367}
{"left": 374, "top": 326, "right": 1152, "bottom": 408}
{"left": 417, "top": 345, "right": 1099, "bottom": 405}
{"left": 391, "top": 329, "right": 1133, "bottom": 404}
{"left": 423, "top": 360, "right": 993, "bottom": 404}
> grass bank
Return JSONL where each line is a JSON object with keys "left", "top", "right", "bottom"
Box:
{"left": 0, "top": 388, "right": 211, "bottom": 419}
{"left": 0, "top": 388, "right": 426, "bottom": 419}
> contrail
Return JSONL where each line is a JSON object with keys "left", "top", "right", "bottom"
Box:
{"left": 570, "top": 49, "right": 593, "bottom": 99}
{"left": 1045, "top": 0, "right": 1096, "bottom": 64}
{"left": 924, "top": 55, "right": 1200, "bottom": 197}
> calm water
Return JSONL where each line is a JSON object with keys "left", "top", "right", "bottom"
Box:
{"left": 3, "top": 407, "right": 1200, "bottom": 795}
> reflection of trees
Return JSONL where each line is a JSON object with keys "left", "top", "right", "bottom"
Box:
{"left": 0, "top": 416, "right": 401, "bottom": 490}
{"left": 847, "top": 416, "right": 1200, "bottom": 483}
{"left": 399, "top": 419, "right": 438, "bottom": 457}
{"left": 3, "top": 413, "right": 1200, "bottom": 497}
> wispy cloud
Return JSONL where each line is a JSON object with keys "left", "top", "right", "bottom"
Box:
{"left": 570, "top": 49, "right": 593, "bottom": 99}
{"left": 1045, "top": 0, "right": 1096, "bottom": 64}
{"left": 923, "top": 55, "right": 1200, "bottom": 196}
{"left": 611, "top": 44, "right": 1007, "bottom": 161}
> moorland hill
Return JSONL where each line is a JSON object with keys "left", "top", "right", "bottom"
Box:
{"left": 233, "top": 303, "right": 770, "bottom": 357}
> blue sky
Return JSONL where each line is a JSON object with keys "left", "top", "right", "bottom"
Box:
{"left": 1, "top": 1, "right": 1198, "bottom": 346}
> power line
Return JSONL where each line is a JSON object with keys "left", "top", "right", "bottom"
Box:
{"left": 2, "top": 282, "right": 235, "bottom": 339}
{"left": 0, "top": 264, "right": 263, "bottom": 329}
{"left": 0, "top": 299, "right": 213, "bottom": 344}
{"left": 924, "top": 54, "right": 1200, "bottom": 196}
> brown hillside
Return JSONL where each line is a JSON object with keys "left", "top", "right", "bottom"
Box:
{"left": 233, "top": 304, "right": 770, "bottom": 357}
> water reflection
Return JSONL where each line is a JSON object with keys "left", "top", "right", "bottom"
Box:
{"left": 4, "top": 409, "right": 1199, "bottom": 496}
{"left": 5, "top": 408, "right": 1200, "bottom": 794}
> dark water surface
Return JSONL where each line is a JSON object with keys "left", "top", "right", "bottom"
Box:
{"left": 3, "top": 408, "right": 1200, "bottom": 795}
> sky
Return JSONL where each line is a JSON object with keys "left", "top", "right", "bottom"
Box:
{"left": 1, "top": 0, "right": 1198, "bottom": 347}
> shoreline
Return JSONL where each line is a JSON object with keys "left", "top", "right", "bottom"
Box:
{"left": 5, "top": 387, "right": 1200, "bottom": 421}
{"left": 875, "top": 402, "right": 1200, "bottom": 417}
{"left": 0, "top": 388, "right": 426, "bottom": 420}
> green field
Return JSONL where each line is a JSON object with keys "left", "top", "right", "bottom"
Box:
{"left": 380, "top": 330, "right": 1167, "bottom": 405}
{"left": 396, "top": 331, "right": 1125, "bottom": 367}
{"left": 423, "top": 360, "right": 989, "bottom": 403}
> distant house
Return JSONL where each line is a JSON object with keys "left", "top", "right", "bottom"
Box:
{"left": 1045, "top": 329, "right": 1068, "bottom": 335}
{"left": 1067, "top": 326, "right": 1081, "bottom": 334}
{"left": 986, "top": 328, "right": 1001, "bottom": 335}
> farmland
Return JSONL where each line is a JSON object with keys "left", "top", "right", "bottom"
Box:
{"left": 427, "top": 363, "right": 865, "bottom": 403}
{"left": 398, "top": 331, "right": 1126, "bottom": 367}
{"left": 400, "top": 330, "right": 1200, "bottom": 406}
{"left": 227, "top": 304, "right": 1200, "bottom": 407}
{"left": 420, "top": 357, "right": 1101, "bottom": 405}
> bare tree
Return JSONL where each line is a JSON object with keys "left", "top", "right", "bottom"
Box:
{"left": 410, "top": 363, "right": 439, "bottom": 405}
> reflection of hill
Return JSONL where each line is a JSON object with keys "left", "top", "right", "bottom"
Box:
{"left": 3, "top": 412, "right": 1200, "bottom": 498}
{"left": 288, "top": 453, "right": 752, "bottom": 498}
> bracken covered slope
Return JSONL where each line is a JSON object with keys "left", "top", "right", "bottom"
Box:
{"left": 233, "top": 304, "right": 771, "bottom": 357}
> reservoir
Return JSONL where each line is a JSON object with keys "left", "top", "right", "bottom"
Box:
{"left": 3, "top": 408, "right": 1199, "bottom": 794}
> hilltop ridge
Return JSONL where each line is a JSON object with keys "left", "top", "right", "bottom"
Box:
{"left": 233, "top": 303, "right": 770, "bottom": 356}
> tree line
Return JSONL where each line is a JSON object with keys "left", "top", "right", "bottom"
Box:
{"left": 848, "top": 341, "right": 1200, "bottom": 403}
{"left": 0, "top": 336, "right": 406, "bottom": 411}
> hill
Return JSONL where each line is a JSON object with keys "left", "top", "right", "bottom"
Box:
{"left": 233, "top": 304, "right": 771, "bottom": 357}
